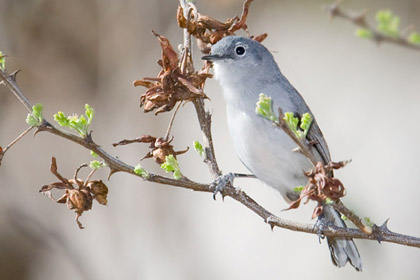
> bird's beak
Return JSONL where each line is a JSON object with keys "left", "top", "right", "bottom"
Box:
{"left": 201, "top": 54, "right": 225, "bottom": 61}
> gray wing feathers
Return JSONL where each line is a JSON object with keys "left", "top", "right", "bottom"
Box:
{"left": 284, "top": 83, "right": 362, "bottom": 271}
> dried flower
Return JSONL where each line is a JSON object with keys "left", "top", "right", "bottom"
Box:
{"left": 40, "top": 157, "right": 109, "bottom": 229}
{"left": 134, "top": 32, "right": 212, "bottom": 115}
{"left": 177, "top": 0, "right": 267, "bottom": 53}
{"left": 286, "top": 161, "right": 349, "bottom": 219}
{"left": 113, "top": 135, "right": 188, "bottom": 165}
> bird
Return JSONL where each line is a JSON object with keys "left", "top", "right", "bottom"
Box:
{"left": 201, "top": 35, "right": 362, "bottom": 271}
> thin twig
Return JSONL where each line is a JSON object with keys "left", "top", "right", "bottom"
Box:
{"left": 164, "top": 101, "right": 182, "bottom": 140}
{"left": 333, "top": 199, "right": 372, "bottom": 234}
{"left": 276, "top": 108, "right": 317, "bottom": 166}
{"left": 179, "top": 0, "right": 194, "bottom": 74}
{"left": 0, "top": 126, "right": 34, "bottom": 156}
{"left": 192, "top": 98, "right": 222, "bottom": 177}
{"left": 0, "top": 69, "right": 33, "bottom": 112}
{"left": 84, "top": 166, "right": 98, "bottom": 187}
{"left": 324, "top": 1, "right": 420, "bottom": 51}
{"left": 180, "top": 0, "right": 221, "bottom": 179}
{"left": 74, "top": 163, "right": 88, "bottom": 184}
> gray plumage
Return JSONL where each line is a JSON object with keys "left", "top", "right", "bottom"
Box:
{"left": 202, "top": 36, "right": 362, "bottom": 271}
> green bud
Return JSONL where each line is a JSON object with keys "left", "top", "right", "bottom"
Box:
{"left": 54, "top": 111, "right": 69, "bottom": 126}
{"left": 355, "top": 28, "right": 373, "bottom": 39}
{"left": 408, "top": 32, "right": 420, "bottom": 45}
{"left": 324, "top": 197, "right": 334, "bottom": 205}
{"left": 90, "top": 150, "right": 99, "bottom": 158}
{"left": 0, "top": 51, "right": 5, "bottom": 71}
{"left": 283, "top": 112, "right": 312, "bottom": 140}
{"left": 363, "top": 217, "right": 374, "bottom": 227}
{"left": 90, "top": 160, "right": 105, "bottom": 170}
{"left": 53, "top": 104, "right": 95, "bottom": 137}
{"left": 293, "top": 186, "right": 304, "bottom": 192}
{"left": 85, "top": 104, "right": 94, "bottom": 125}
{"left": 300, "top": 113, "right": 312, "bottom": 138}
{"left": 193, "top": 140, "right": 205, "bottom": 157}
{"left": 376, "top": 10, "right": 400, "bottom": 37}
{"left": 134, "top": 164, "right": 149, "bottom": 179}
{"left": 25, "top": 103, "right": 43, "bottom": 126}
{"left": 161, "top": 154, "right": 183, "bottom": 180}
{"left": 283, "top": 112, "right": 300, "bottom": 137}
{"left": 256, "top": 93, "right": 279, "bottom": 122}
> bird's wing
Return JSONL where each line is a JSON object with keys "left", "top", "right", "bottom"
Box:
{"left": 306, "top": 119, "right": 331, "bottom": 164}
{"left": 271, "top": 73, "right": 331, "bottom": 165}
{"left": 288, "top": 87, "right": 331, "bottom": 165}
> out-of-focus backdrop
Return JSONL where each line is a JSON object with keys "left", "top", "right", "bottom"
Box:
{"left": 1, "top": 0, "right": 419, "bottom": 279}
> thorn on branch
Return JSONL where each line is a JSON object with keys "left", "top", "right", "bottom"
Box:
{"left": 107, "top": 168, "right": 119, "bottom": 180}
{"left": 9, "top": 70, "right": 21, "bottom": 83}
{"left": 372, "top": 218, "right": 392, "bottom": 243}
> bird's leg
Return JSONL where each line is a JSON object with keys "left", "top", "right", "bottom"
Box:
{"left": 314, "top": 213, "right": 332, "bottom": 243}
{"left": 211, "top": 173, "right": 256, "bottom": 199}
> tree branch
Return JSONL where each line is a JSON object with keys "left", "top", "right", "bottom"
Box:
{"left": 179, "top": 0, "right": 222, "bottom": 179}
{"left": 1, "top": 65, "right": 420, "bottom": 248}
{"left": 324, "top": 1, "right": 420, "bottom": 51}
{"left": 0, "top": 69, "right": 33, "bottom": 112}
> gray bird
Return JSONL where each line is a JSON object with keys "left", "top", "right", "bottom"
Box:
{"left": 202, "top": 36, "right": 362, "bottom": 271}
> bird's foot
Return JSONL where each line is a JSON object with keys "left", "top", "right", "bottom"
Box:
{"left": 210, "top": 173, "right": 256, "bottom": 200}
{"left": 314, "top": 214, "right": 328, "bottom": 243}
{"left": 211, "top": 172, "right": 236, "bottom": 200}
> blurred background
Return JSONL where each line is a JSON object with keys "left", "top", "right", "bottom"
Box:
{"left": 1, "top": 0, "right": 420, "bottom": 279}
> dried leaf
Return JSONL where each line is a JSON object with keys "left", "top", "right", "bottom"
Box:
{"left": 229, "top": 0, "right": 253, "bottom": 33}
{"left": 252, "top": 33, "right": 268, "bottom": 43}
{"left": 133, "top": 80, "right": 155, "bottom": 88}
{"left": 178, "top": 77, "right": 202, "bottom": 95}
{"left": 134, "top": 30, "right": 214, "bottom": 114}
{"left": 88, "top": 180, "right": 109, "bottom": 205}
{"left": 177, "top": 0, "right": 266, "bottom": 53}
{"left": 151, "top": 30, "right": 179, "bottom": 71}
{"left": 286, "top": 161, "right": 349, "bottom": 219}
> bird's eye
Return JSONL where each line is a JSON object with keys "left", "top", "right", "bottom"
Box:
{"left": 235, "top": 46, "right": 246, "bottom": 56}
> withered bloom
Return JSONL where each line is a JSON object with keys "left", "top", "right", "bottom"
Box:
{"left": 177, "top": 0, "right": 267, "bottom": 53}
{"left": 40, "top": 157, "right": 109, "bottom": 229}
{"left": 134, "top": 32, "right": 212, "bottom": 115}
{"left": 286, "top": 161, "right": 348, "bottom": 219}
{"left": 113, "top": 135, "right": 188, "bottom": 165}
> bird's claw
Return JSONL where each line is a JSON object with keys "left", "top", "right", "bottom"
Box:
{"left": 314, "top": 214, "right": 327, "bottom": 242}
{"left": 211, "top": 172, "right": 235, "bottom": 200}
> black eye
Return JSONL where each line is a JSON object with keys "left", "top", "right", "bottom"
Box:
{"left": 235, "top": 46, "right": 245, "bottom": 56}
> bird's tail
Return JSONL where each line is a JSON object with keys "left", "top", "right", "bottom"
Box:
{"left": 321, "top": 204, "right": 363, "bottom": 271}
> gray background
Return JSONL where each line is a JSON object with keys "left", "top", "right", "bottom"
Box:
{"left": 0, "top": 0, "right": 419, "bottom": 279}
